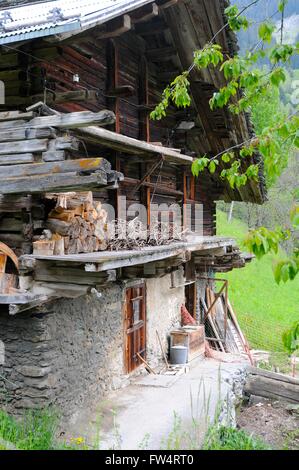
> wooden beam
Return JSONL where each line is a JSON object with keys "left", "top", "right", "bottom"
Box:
{"left": 21, "top": 110, "right": 115, "bottom": 130}
{"left": 0, "top": 158, "right": 110, "bottom": 179}
{"left": 97, "top": 15, "right": 131, "bottom": 39}
{"left": 0, "top": 171, "right": 111, "bottom": 195}
{"left": 74, "top": 126, "right": 193, "bottom": 165}
{"left": 30, "top": 90, "right": 99, "bottom": 106}
{"left": 134, "top": 18, "right": 168, "bottom": 36}
{"left": 245, "top": 366, "right": 299, "bottom": 404}
{"left": 146, "top": 46, "right": 177, "bottom": 62}
{"left": 131, "top": 3, "right": 159, "bottom": 24}
{"left": 106, "top": 85, "right": 135, "bottom": 98}
{"left": 0, "top": 139, "right": 48, "bottom": 155}
{"left": 0, "top": 154, "right": 34, "bottom": 165}
{"left": 157, "top": 0, "right": 179, "bottom": 9}
{"left": 0, "top": 111, "right": 34, "bottom": 122}
{"left": 0, "top": 127, "right": 56, "bottom": 143}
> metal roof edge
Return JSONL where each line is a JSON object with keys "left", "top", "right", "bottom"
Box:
{"left": 0, "top": 20, "right": 81, "bottom": 45}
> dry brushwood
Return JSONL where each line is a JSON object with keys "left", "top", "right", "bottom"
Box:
{"left": 107, "top": 218, "right": 186, "bottom": 251}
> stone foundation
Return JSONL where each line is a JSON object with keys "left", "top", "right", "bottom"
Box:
{"left": 0, "top": 284, "right": 124, "bottom": 417}
{"left": 0, "top": 271, "right": 208, "bottom": 417}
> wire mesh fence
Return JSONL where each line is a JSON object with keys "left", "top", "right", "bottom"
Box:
{"left": 236, "top": 311, "right": 299, "bottom": 377}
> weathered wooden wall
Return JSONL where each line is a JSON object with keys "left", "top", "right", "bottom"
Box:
{"left": 0, "top": 25, "right": 218, "bottom": 244}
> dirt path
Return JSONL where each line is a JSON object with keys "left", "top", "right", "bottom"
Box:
{"left": 237, "top": 399, "right": 299, "bottom": 450}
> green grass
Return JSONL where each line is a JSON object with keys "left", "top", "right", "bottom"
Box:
{"left": 217, "top": 210, "right": 299, "bottom": 352}
{"left": 0, "top": 409, "right": 57, "bottom": 450}
{"left": 203, "top": 425, "right": 270, "bottom": 450}
{"left": 0, "top": 409, "right": 78, "bottom": 450}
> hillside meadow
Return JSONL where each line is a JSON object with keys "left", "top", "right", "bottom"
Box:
{"left": 217, "top": 211, "right": 299, "bottom": 352}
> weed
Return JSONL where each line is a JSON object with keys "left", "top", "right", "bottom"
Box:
{"left": 203, "top": 425, "right": 270, "bottom": 450}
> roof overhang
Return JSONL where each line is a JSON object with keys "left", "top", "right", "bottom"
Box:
{"left": 0, "top": 0, "right": 154, "bottom": 45}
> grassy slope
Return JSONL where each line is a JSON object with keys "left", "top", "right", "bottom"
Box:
{"left": 217, "top": 211, "right": 299, "bottom": 351}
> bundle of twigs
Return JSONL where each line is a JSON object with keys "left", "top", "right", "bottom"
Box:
{"left": 107, "top": 218, "right": 186, "bottom": 251}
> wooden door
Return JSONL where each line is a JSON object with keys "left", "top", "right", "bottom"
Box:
{"left": 124, "top": 283, "right": 146, "bottom": 373}
{"left": 185, "top": 283, "right": 197, "bottom": 319}
{"left": 185, "top": 261, "right": 197, "bottom": 319}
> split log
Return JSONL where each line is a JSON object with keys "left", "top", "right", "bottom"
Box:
{"left": 32, "top": 240, "right": 55, "bottom": 256}
{"left": 46, "top": 219, "right": 72, "bottom": 237}
{"left": 0, "top": 274, "right": 18, "bottom": 294}
{"left": 36, "top": 192, "right": 109, "bottom": 255}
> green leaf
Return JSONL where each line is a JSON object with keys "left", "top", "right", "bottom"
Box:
{"left": 258, "top": 22, "right": 275, "bottom": 43}
{"left": 222, "top": 152, "right": 234, "bottom": 163}
{"left": 270, "top": 44, "right": 294, "bottom": 63}
{"left": 278, "top": 0, "right": 288, "bottom": 13}
{"left": 209, "top": 161, "right": 216, "bottom": 174}
{"left": 191, "top": 157, "right": 209, "bottom": 177}
{"left": 270, "top": 68, "right": 286, "bottom": 87}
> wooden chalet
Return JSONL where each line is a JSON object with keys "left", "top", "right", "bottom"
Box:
{"left": 0, "top": 0, "right": 265, "bottom": 416}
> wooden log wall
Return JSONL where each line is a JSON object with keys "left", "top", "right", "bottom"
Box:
{"left": 0, "top": 27, "right": 218, "bottom": 239}
{"left": 0, "top": 195, "right": 46, "bottom": 257}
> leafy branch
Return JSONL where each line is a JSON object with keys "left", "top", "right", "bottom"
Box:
{"left": 150, "top": 0, "right": 299, "bottom": 282}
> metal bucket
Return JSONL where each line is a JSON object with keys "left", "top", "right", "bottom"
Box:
{"left": 170, "top": 345, "right": 188, "bottom": 365}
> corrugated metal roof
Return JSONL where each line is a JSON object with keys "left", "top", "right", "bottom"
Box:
{"left": 0, "top": 0, "right": 154, "bottom": 45}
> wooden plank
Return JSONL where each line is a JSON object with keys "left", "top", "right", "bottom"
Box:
{"left": 97, "top": 15, "right": 132, "bottom": 39}
{"left": 0, "top": 195, "right": 32, "bottom": 211}
{"left": 0, "top": 139, "right": 48, "bottom": 155}
{"left": 0, "top": 158, "right": 109, "bottom": 179}
{"left": 247, "top": 366, "right": 299, "bottom": 386}
{"left": 146, "top": 46, "right": 177, "bottom": 62}
{"left": 0, "top": 111, "right": 34, "bottom": 122}
{"left": 42, "top": 151, "right": 65, "bottom": 162}
{"left": 34, "top": 265, "right": 114, "bottom": 286}
{"left": 0, "top": 119, "right": 28, "bottom": 129}
{"left": 130, "top": 3, "right": 159, "bottom": 24}
{"left": 0, "top": 154, "right": 34, "bottom": 165}
{"left": 245, "top": 374, "right": 299, "bottom": 404}
{"left": 0, "top": 127, "right": 56, "bottom": 142}
{"left": 0, "top": 171, "right": 109, "bottom": 194}
{"left": 0, "top": 293, "right": 38, "bottom": 304}
{"left": 157, "top": 0, "right": 179, "bottom": 8}
{"left": 16, "top": 110, "right": 115, "bottom": 130}
{"left": 0, "top": 218, "right": 23, "bottom": 232}
{"left": 134, "top": 18, "right": 168, "bottom": 36}
{"left": 75, "top": 126, "right": 193, "bottom": 165}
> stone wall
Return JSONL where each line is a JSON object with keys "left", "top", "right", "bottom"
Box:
{"left": 146, "top": 269, "right": 185, "bottom": 367}
{"left": 0, "top": 270, "right": 209, "bottom": 417}
{"left": 0, "top": 283, "right": 125, "bottom": 417}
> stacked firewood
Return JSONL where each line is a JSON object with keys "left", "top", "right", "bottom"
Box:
{"left": 33, "top": 192, "right": 108, "bottom": 256}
